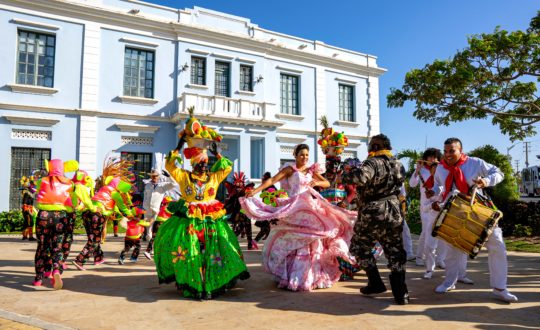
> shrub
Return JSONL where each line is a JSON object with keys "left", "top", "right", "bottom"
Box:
{"left": 406, "top": 198, "right": 422, "bottom": 235}
{"left": 497, "top": 200, "right": 540, "bottom": 236}
{"left": 513, "top": 224, "right": 533, "bottom": 237}
{"left": 0, "top": 210, "right": 25, "bottom": 232}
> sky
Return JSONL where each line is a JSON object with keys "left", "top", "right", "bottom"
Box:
{"left": 148, "top": 0, "right": 539, "bottom": 170}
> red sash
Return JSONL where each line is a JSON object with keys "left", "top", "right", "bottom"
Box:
{"left": 423, "top": 165, "right": 434, "bottom": 189}
{"left": 441, "top": 154, "right": 469, "bottom": 200}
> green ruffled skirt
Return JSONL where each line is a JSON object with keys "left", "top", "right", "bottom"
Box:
{"left": 154, "top": 200, "right": 250, "bottom": 299}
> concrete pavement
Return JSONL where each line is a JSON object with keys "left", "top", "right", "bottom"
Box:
{"left": 0, "top": 234, "right": 539, "bottom": 330}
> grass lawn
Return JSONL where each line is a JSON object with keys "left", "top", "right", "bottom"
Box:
{"left": 505, "top": 238, "right": 540, "bottom": 253}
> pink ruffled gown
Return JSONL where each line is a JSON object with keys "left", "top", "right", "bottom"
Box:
{"left": 240, "top": 163, "right": 357, "bottom": 291}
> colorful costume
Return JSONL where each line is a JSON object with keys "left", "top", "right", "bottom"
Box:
{"left": 224, "top": 172, "right": 257, "bottom": 249}
{"left": 154, "top": 108, "right": 249, "bottom": 299}
{"left": 241, "top": 162, "right": 357, "bottom": 291}
{"left": 254, "top": 186, "right": 282, "bottom": 242}
{"left": 145, "top": 196, "right": 174, "bottom": 258}
{"left": 20, "top": 174, "right": 38, "bottom": 241}
{"left": 119, "top": 208, "right": 149, "bottom": 264}
{"left": 33, "top": 159, "right": 78, "bottom": 289}
{"left": 73, "top": 175, "right": 133, "bottom": 269}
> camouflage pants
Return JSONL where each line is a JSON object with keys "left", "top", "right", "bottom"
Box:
{"left": 350, "top": 199, "right": 406, "bottom": 272}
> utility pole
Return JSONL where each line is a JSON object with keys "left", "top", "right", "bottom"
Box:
{"left": 524, "top": 142, "right": 531, "bottom": 168}
{"left": 515, "top": 160, "right": 520, "bottom": 173}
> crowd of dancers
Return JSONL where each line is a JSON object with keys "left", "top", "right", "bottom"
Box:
{"left": 18, "top": 111, "right": 518, "bottom": 304}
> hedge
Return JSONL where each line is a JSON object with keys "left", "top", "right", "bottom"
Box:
{"left": 0, "top": 210, "right": 85, "bottom": 233}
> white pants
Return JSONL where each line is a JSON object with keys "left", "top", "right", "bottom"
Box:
{"left": 144, "top": 209, "right": 158, "bottom": 237}
{"left": 441, "top": 227, "right": 507, "bottom": 289}
{"left": 418, "top": 211, "right": 447, "bottom": 270}
{"left": 402, "top": 219, "right": 414, "bottom": 258}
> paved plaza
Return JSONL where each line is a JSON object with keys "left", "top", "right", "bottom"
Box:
{"left": 0, "top": 234, "right": 539, "bottom": 330}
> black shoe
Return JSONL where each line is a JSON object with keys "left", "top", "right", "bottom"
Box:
{"left": 29, "top": 237, "right": 37, "bottom": 241}
{"left": 389, "top": 271, "right": 410, "bottom": 305}
{"left": 22, "top": 237, "right": 28, "bottom": 240}
{"left": 360, "top": 267, "right": 387, "bottom": 295}
{"left": 114, "top": 234, "right": 118, "bottom": 237}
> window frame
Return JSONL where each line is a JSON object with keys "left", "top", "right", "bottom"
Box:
{"left": 16, "top": 29, "right": 56, "bottom": 88}
{"left": 239, "top": 64, "right": 254, "bottom": 92}
{"left": 9, "top": 147, "right": 51, "bottom": 210}
{"left": 338, "top": 83, "right": 355, "bottom": 122}
{"left": 190, "top": 56, "right": 206, "bottom": 86}
{"left": 280, "top": 73, "right": 300, "bottom": 115}
{"left": 123, "top": 47, "right": 155, "bottom": 99}
{"left": 250, "top": 138, "right": 265, "bottom": 179}
{"left": 214, "top": 60, "right": 231, "bottom": 97}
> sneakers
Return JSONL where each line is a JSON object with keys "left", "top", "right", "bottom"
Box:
{"left": 62, "top": 263, "right": 69, "bottom": 270}
{"left": 72, "top": 260, "right": 86, "bottom": 271}
{"left": 492, "top": 289, "right": 518, "bottom": 303}
{"left": 407, "top": 255, "right": 416, "bottom": 262}
{"left": 130, "top": 257, "right": 138, "bottom": 263}
{"left": 436, "top": 261, "right": 446, "bottom": 269}
{"left": 43, "top": 271, "right": 52, "bottom": 279}
{"left": 118, "top": 256, "right": 125, "bottom": 265}
{"left": 114, "top": 233, "right": 119, "bottom": 237}
{"left": 423, "top": 271, "right": 433, "bottom": 279}
{"left": 143, "top": 251, "right": 152, "bottom": 260}
{"left": 29, "top": 237, "right": 37, "bottom": 241}
{"left": 415, "top": 258, "right": 425, "bottom": 266}
{"left": 435, "top": 283, "right": 455, "bottom": 293}
{"left": 32, "top": 280, "right": 42, "bottom": 287}
{"left": 248, "top": 241, "right": 259, "bottom": 251}
{"left": 51, "top": 270, "right": 63, "bottom": 290}
{"left": 94, "top": 259, "right": 106, "bottom": 266}
{"left": 22, "top": 236, "right": 28, "bottom": 240}
{"left": 458, "top": 277, "right": 474, "bottom": 285}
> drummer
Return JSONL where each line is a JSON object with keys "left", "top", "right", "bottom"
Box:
{"left": 431, "top": 137, "right": 517, "bottom": 302}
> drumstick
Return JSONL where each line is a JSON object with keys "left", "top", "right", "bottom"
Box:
{"left": 470, "top": 185, "right": 478, "bottom": 207}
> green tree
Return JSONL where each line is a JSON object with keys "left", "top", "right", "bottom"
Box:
{"left": 387, "top": 11, "right": 540, "bottom": 141}
{"left": 468, "top": 145, "right": 520, "bottom": 203}
{"left": 396, "top": 149, "right": 422, "bottom": 204}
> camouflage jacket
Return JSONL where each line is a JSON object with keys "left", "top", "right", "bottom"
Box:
{"left": 342, "top": 155, "right": 405, "bottom": 208}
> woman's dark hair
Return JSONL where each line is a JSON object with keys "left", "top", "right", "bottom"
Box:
{"left": 293, "top": 144, "right": 309, "bottom": 156}
{"left": 422, "top": 148, "right": 442, "bottom": 161}
{"left": 262, "top": 172, "right": 272, "bottom": 180}
{"left": 370, "top": 134, "right": 392, "bottom": 151}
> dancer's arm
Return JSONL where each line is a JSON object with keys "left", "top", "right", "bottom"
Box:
{"left": 246, "top": 167, "right": 293, "bottom": 197}
{"left": 311, "top": 172, "right": 330, "bottom": 189}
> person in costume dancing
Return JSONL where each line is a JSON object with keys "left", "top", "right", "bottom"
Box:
{"left": 224, "top": 172, "right": 257, "bottom": 250}
{"left": 432, "top": 138, "right": 517, "bottom": 302}
{"left": 20, "top": 174, "right": 38, "bottom": 241}
{"left": 253, "top": 172, "right": 278, "bottom": 243}
{"left": 72, "top": 158, "right": 134, "bottom": 270}
{"left": 33, "top": 159, "right": 79, "bottom": 289}
{"left": 241, "top": 143, "right": 357, "bottom": 291}
{"left": 154, "top": 108, "right": 249, "bottom": 299}
{"left": 342, "top": 134, "right": 409, "bottom": 305}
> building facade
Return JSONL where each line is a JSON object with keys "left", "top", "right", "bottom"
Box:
{"left": 0, "top": 0, "right": 386, "bottom": 211}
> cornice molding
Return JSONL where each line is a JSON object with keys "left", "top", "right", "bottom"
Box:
{"left": 275, "top": 113, "right": 304, "bottom": 121}
{"left": 10, "top": 18, "right": 60, "bottom": 30}
{"left": 334, "top": 120, "right": 360, "bottom": 127}
{"left": 119, "top": 37, "right": 159, "bottom": 48}
{"left": 115, "top": 123, "right": 160, "bottom": 133}
{"left": 0, "top": 102, "right": 172, "bottom": 122}
{"left": 4, "top": 115, "right": 60, "bottom": 126}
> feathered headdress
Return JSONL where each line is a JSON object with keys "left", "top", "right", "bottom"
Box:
{"left": 317, "top": 115, "right": 348, "bottom": 156}
{"left": 95, "top": 154, "right": 135, "bottom": 191}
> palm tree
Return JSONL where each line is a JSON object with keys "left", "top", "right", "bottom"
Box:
{"left": 397, "top": 149, "right": 422, "bottom": 177}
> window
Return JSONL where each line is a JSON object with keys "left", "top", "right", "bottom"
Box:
{"left": 190, "top": 56, "right": 206, "bottom": 85}
{"left": 16, "top": 30, "right": 55, "bottom": 87}
{"left": 280, "top": 74, "right": 299, "bottom": 115}
{"left": 215, "top": 61, "right": 230, "bottom": 97}
{"left": 123, "top": 48, "right": 154, "bottom": 98}
{"left": 250, "top": 139, "right": 264, "bottom": 179}
{"left": 10, "top": 147, "right": 51, "bottom": 210}
{"left": 240, "top": 65, "right": 253, "bottom": 92}
{"left": 120, "top": 152, "right": 152, "bottom": 196}
{"left": 339, "top": 84, "right": 355, "bottom": 122}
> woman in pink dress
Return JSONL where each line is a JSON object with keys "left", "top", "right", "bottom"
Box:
{"left": 241, "top": 144, "right": 357, "bottom": 291}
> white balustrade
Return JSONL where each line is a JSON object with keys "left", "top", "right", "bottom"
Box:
{"left": 179, "top": 93, "right": 276, "bottom": 122}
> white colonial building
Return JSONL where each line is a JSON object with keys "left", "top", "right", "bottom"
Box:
{"left": 0, "top": 0, "right": 386, "bottom": 211}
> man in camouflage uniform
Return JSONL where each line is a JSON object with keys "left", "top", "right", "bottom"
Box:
{"left": 342, "top": 134, "right": 409, "bottom": 305}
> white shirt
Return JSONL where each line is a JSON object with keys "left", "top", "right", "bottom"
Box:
{"left": 434, "top": 156, "right": 504, "bottom": 203}
{"left": 143, "top": 177, "right": 176, "bottom": 213}
{"left": 410, "top": 167, "right": 441, "bottom": 213}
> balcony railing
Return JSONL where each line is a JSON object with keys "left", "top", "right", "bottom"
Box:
{"left": 178, "top": 93, "right": 276, "bottom": 121}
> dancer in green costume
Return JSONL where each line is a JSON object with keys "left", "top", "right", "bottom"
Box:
{"left": 155, "top": 110, "right": 249, "bottom": 299}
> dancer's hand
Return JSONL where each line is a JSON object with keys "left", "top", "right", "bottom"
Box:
{"left": 425, "top": 189, "right": 435, "bottom": 198}
{"left": 431, "top": 202, "right": 440, "bottom": 212}
{"left": 474, "top": 177, "right": 487, "bottom": 189}
{"left": 245, "top": 190, "right": 255, "bottom": 198}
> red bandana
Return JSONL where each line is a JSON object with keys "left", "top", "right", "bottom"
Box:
{"left": 423, "top": 166, "right": 435, "bottom": 189}
{"left": 441, "top": 154, "right": 469, "bottom": 200}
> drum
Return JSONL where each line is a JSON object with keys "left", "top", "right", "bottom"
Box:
{"left": 432, "top": 192, "right": 503, "bottom": 259}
